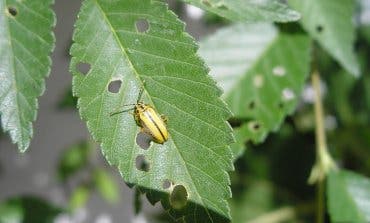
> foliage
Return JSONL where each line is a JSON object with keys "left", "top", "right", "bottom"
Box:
{"left": 70, "top": 0, "right": 233, "bottom": 221}
{"left": 57, "top": 141, "right": 120, "bottom": 210}
{"left": 181, "top": 0, "right": 301, "bottom": 22}
{"left": 0, "top": 0, "right": 55, "bottom": 152}
{"left": 0, "top": 196, "right": 62, "bottom": 223}
{"left": 288, "top": 0, "right": 359, "bottom": 76}
{"left": 0, "top": 0, "right": 370, "bottom": 222}
{"left": 199, "top": 23, "right": 311, "bottom": 158}
{"left": 57, "top": 141, "right": 91, "bottom": 182}
{"left": 327, "top": 170, "right": 370, "bottom": 222}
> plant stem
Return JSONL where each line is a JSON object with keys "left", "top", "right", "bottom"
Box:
{"left": 313, "top": 71, "right": 325, "bottom": 223}
{"left": 317, "top": 178, "right": 325, "bottom": 223}
{"left": 312, "top": 72, "right": 326, "bottom": 162}
{"left": 310, "top": 71, "right": 337, "bottom": 223}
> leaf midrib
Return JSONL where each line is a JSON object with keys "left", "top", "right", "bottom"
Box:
{"left": 4, "top": 0, "right": 26, "bottom": 150}
{"left": 94, "top": 1, "right": 220, "bottom": 220}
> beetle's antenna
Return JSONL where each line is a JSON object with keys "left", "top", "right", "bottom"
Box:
{"left": 120, "top": 103, "right": 136, "bottom": 107}
{"left": 137, "top": 87, "right": 144, "bottom": 103}
{"left": 110, "top": 107, "right": 135, "bottom": 116}
{"left": 137, "top": 80, "right": 146, "bottom": 103}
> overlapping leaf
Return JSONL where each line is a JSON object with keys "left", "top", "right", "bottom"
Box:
{"left": 199, "top": 23, "right": 310, "bottom": 157}
{"left": 70, "top": 0, "right": 233, "bottom": 222}
{"left": 327, "top": 170, "right": 370, "bottom": 222}
{"left": 0, "top": 0, "right": 55, "bottom": 152}
{"left": 289, "top": 0, "right": 359, "bottom": 76}
{"left": 0, "top": 196, "right": 62, "bottom": 223}
{"left": 182, "top": 0, "right": 300, "bottom": 23}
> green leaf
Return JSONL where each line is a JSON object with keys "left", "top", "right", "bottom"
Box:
{"left": 327, "top": 71, "right": 357, "bottom": 125}
{"left": 57, "top": 87, "right": 78, "bottom": 109}
{"left": 70, "top": 0, "right": 233, "bottom": 222}
{"left": 0, "top": 196, "right": 62, "bottom": 223}
{"left": 199, "top": 23, "right": 310, "bottom": 151}
{"left": 0, "top": 0, "right": 56, "bottom": 152}
{"left": 327, "top": 170, "right": 370, "bottom": 222}
{"left": 181, "top": 0, "right": 300, "bottom": 23}
{"left": 230, "top": 181, "right": 274, "bottom": 222}
{"left": 230, "top": 124, "right": 251, "bottom": 160}
{"left": 57, "top": 141, "right": 91, "bottom": 182}
{"left": 288, "top": 0, "right": 360, "bottom": 77}
{"left": 69, "top": 186, "right": 90, "bottom": 211}
{"left": 93, "top": 169, "right": 119, "bottom": 204}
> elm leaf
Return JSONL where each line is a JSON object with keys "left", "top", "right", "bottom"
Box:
{"left": 0, "top": 0, "right": 55, "bottom": 151}
{"left": 327, "top": 170, "right": 370, "bottom": 222}
{"left": 199, "top": 23, "right": 310, "bottom": 157}
{"left": 70, "top": 0, "right": 234, "bottom": 222}
{"left": 182, "top": 0, "right": 300, "bottom": 22}
{"left": 289, "top": 0, "right": 360, "bottom": 76}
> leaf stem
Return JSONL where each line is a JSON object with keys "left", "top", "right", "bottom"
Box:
{"left": 309, "top": 71, "right": 337, "bottom": 223}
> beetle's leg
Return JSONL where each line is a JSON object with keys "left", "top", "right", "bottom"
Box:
{"left": 160, "top": 114, "right": 168, "bottom": 124}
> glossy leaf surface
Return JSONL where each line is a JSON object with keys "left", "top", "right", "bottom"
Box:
{"left": 70, "top": 0, "right": 234, "bottom": 222}
{"left": 182, "top": 0, "right": 300, "bottom": 23}
{"left": 0, "top": 0, "right": 55, "bottom": 151}
{"left": 199, "top": 23, "right": 310, "bottom": 154}
{"left": 327, "top": 170, "right": 370, "bottom": 222}
{"left": 289, "top": 0, "right": 359, "bottom": 76}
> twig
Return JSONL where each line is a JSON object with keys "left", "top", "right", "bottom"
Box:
{"left": 308, "top": 71, "right": 337, "bottom": 223}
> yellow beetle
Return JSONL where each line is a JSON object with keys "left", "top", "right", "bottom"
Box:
{"left": 110, "top": 88, "right": 169, "bottom": 144}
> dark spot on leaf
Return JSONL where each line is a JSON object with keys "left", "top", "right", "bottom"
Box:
{"left": 76, "top": 62, "right": 91, "bottom": 75}
{"left": 201, "top": 0, "right": 212, "bottom": 6}
{"left": 170, "top": 185, "right": 188, "bottom": 209}
{"left": 136, "top": 132, "right": 152, "bottom": 150}
{"left": 135, "top": 155, "right": 149, "bottom": 172}
{"left": 278, "top": 102, "right": 284, "bottom": 109}
{"left": 248, "top": 101, "right": 255, "bottom": 110}
{"left": 162, "top": 179, "right": 172, "bottom": 189}
{"left": 253, "top": 123, "right": 260, "bottom": 131}
{"left": 108, "top": 80, "right": 122, "bottom": 93}
{"left": 216, "top": 4, "right": 228, "bottom": 10}
{"left": 7, "top": 6, "right": 17, "bottom": 16}
{"left": 316, "top": 25, "right": 323, "bottom": 33}
{"left": 136, "top": 19, "right": 149, "bottom": 33}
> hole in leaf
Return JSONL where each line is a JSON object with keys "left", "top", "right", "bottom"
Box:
{"left": 248, "top": 101, "right": 255, "bottom": 110}
{"left": 136, "top": 132, "right": 152, "bottom": 150}
{"left": 7, "top": 6, "right": 17, "bottom": 16}
{"left": 170, "top": 184, "right": 188, "bottom": 209}
{"left": 253, "top": 123, "right": 260, "bottom": 130}
{"left": 135, "top": 155, "right": 149, "bottom": 172}
{"left": 248, "top": 121, "right": 261, "bottom": 132}
{"left": 76, "top": 62, "right": 91, "bottom": 75}
{"left": 162, "top": 179, "right": 172, "bottom": 189}
{"left": 316, "top": 25, "right": 323, "bottom": 33}
{"left": 272, "top": 66, "right": 286, "bottom": 76}
{"left": 136, "top": 19, "right": 149, "bottom": 33}
{"left": 282, "top": 88, "right": 295, "bottom": 101}
{"left": 108, "top": 80, "right": 122, "bottom": 93}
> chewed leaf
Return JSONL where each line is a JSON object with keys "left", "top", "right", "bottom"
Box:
{"left": 289, "top": 0, "right": 360, "bottom": 77}
{"left": 0, "top": 0, "right": 55, "bottom": 151}
{"left": 70, "top": 0, "right": 234, "bottom": 222}
{"left": 182, "top": 0, "right": 300, "bottom": 22}
{"left": 199, "top": 23, "right": 310, "bottom": 157}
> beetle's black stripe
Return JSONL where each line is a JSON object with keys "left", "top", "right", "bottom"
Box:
{"left": 145, "top": 112, "right": 165, "bottom": 141}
